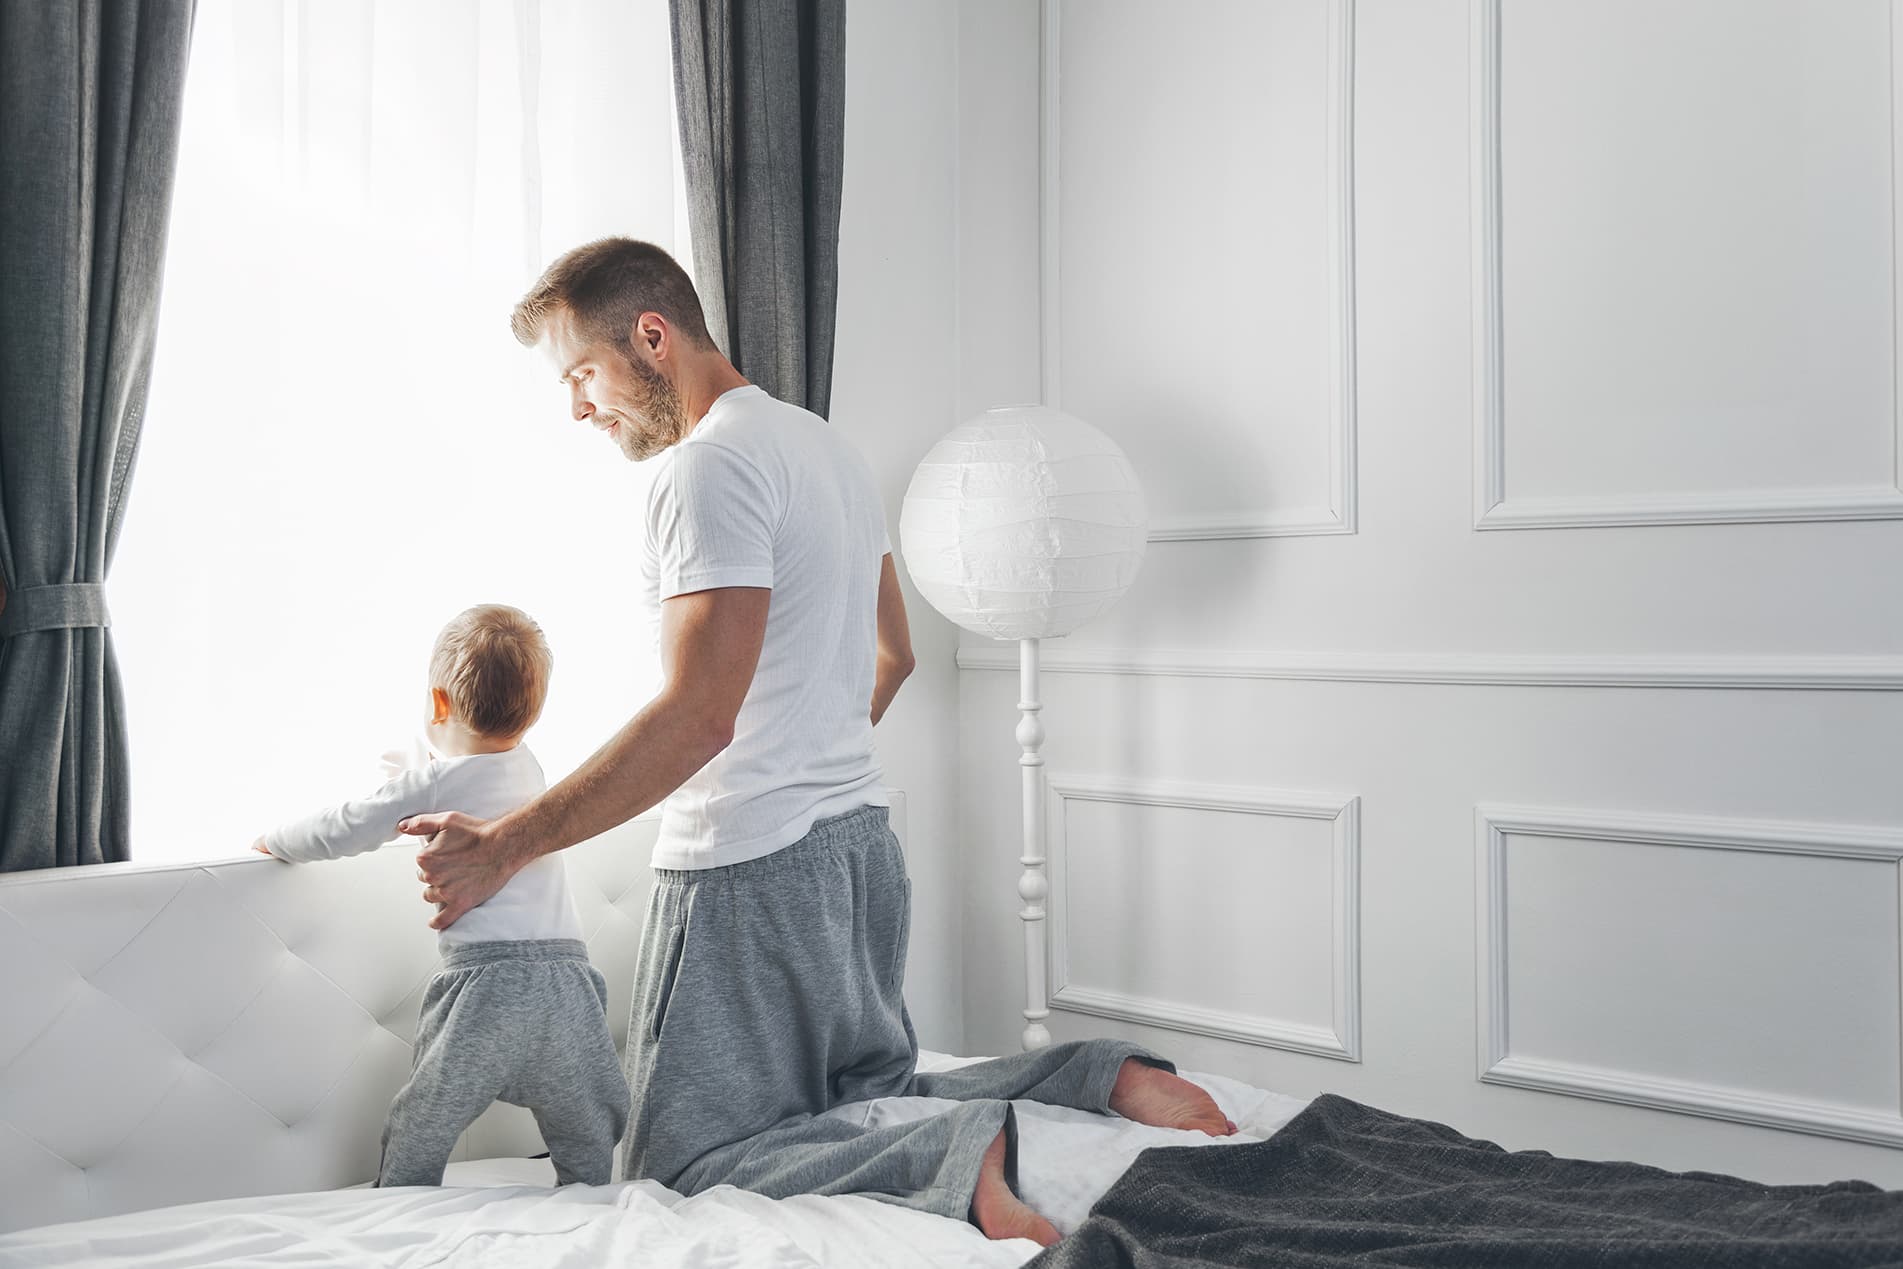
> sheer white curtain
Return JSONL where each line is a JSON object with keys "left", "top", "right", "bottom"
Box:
{"left": 117, "top": 0, "right": 684, "bottom": 862}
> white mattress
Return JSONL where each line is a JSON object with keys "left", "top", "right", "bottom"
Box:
{"left": 0, "top": 1055, "right": 1309, "bottom": 1267}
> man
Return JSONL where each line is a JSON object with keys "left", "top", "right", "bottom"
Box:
{"left": 401, "top": 238, "right": 1231, "bottom": 1246}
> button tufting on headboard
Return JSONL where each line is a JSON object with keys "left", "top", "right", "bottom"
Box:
{"left": 0, "top": 819, "right": 660, "bottom": 1233}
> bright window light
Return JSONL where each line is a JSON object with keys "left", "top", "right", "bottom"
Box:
{"left": 116, "top": 0, "right": 684, "bottom": 862}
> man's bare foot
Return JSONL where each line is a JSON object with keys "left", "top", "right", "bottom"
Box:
{"left": 969, "top": 1128, "right": 1059, "bottom": 1246}
{"left": 1109, "top": 1059, "right": 1237, "bottom": 1136}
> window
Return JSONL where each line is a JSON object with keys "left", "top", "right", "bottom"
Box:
{"left": 116, "top": 0, "right": 684, "bottom": 861}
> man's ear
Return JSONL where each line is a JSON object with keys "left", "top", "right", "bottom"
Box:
{"left": 430, "top": 687, "right": 452, "bottom": 725}
{"left": 635, "top": 311, "right": 667, "bottom": 357}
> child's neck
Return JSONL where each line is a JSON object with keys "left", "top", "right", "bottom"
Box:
{"left": 431, "top": 723, "right": 519, "bottom": 758}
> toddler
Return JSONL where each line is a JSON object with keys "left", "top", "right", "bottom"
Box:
{"left": 256, "top": 604, "right": 628, "bottom": 1187}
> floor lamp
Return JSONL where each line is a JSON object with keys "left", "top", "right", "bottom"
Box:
{"left": 899, "top": 405, "right": 1148, "bottom": 1051}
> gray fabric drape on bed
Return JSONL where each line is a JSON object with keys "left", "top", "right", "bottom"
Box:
{"left": 669, "top": 0, "right": 846, "bottom": 418}
{"left": 0, "top": 1, "right": 195, "bottom": 871}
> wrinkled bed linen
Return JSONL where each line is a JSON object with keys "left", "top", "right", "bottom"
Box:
{"left": 0, "top": 1058, "right": 1297, "bottom": 1267}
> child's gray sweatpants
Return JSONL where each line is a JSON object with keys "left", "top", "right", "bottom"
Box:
{"left": 379, "top": 938, "right": 629, "bottom": 1187}
{"left": 614, "top": 804, "right": 1167, "bottom": 1221}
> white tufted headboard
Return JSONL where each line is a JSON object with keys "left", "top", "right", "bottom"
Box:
{"left": 0, "top": 821, "right": 655, "bottom": 1234}
{"left": 0, "top": 793, "right": 908, "bottom": 1234}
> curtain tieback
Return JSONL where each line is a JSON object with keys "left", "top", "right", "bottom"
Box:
{"left": 0, "top": 583, "right": 111, "bottom": 639}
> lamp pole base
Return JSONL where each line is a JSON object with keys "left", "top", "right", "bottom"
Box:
{"left": 1018, "top": 636, "right": 1051, "bottom": 1051}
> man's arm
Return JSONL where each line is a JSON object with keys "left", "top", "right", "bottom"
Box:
{"left": 871, "top": 553, "right": 914, "bottom": 726}
{"left": 404, "top": 586, "right": 770, "bottom": 929}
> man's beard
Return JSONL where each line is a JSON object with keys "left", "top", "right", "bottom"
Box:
{"left": 608, "top": 349, "right": 690, "bottom": 461}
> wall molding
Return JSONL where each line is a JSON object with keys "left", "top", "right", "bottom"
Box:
{"left": 1047, "top": 775, "right": 1361, "bottom": 1061}
{"left": 1469, "top": 0, "right": 1903, "bottom": 530}
{"left": 1041, "top": 0, "right": 1358, "bottom": 541}
{"left": 956, "top": 644, "right": 1903, "bottom": 691}
{"left": 1476, "top": 805, "right": 1903, "bottom": 1147}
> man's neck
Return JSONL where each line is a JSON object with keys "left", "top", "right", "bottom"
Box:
{"left": 679, "top": 356, "right": 751, "bottom": 436}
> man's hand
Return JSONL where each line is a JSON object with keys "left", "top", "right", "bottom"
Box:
{"left": 400, "top": 812, "right": 509, "bottom": 930}
{"left": 251, "top": 837, "right": 275, "bottom": 857}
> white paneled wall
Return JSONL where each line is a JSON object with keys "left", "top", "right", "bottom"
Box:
{"left": 949, "top": 0, "right": 1903, "bottom": 1188}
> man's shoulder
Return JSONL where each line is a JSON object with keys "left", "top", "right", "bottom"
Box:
{"left": 695, "top": 389, "right": 822, "bottom": 450}
{"left": 663, "top": 392, "right": 874, "bottom": 527}
{"left": 685, "top": 397, "right": 854, "bottom": 481}
{"left": 723, "top": 396, "right": 871, "bottom": 472}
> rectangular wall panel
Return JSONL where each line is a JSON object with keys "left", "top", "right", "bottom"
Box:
{"left": 1049, "top": 777, "right": 1361, "bottom": 1060}
{"left": 1478, "top": 806, "right": 1903, "bottom": 1146}
{"left": 1050, "top": 0, "right": 1356, "bottom": 539}
{"left": 1473, "top": 0, "right": 1903, "bottom": 527}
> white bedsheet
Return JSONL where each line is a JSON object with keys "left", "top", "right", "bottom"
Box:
{"left": 854, "top": 1054, "right": 1310, "bottom": 1235}
{"left": 0, "top": 1055, "right": 1310, "bottom": 1268}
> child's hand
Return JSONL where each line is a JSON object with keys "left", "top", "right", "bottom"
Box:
{"left": 251, "top": 836, "right": 275, "bottom": 857}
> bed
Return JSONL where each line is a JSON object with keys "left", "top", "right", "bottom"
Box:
{"left": 4, "top": 808, "right": 1901, "bottom": 1267}
{"left": 0, "top": 1055, "right": 1305, "bottom": 1267}
{"left": 0, "top": 804, "right": 1305, "bottom": 1266}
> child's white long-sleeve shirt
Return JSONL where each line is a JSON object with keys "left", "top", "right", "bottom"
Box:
{"left": 263, "top": 742, "right": 584, "bottom": 949}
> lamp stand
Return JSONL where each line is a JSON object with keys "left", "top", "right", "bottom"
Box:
{"left": 1017, "top": 636, "right": 1052, "bottom": 1051}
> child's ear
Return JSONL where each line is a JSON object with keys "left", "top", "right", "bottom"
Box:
{"left": 430, "top": 687, "right": 452, "bottom": 725}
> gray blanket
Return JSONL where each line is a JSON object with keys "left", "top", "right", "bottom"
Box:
{"left": 1030, "top": 1094, "right": 1903, "bottom": 1267}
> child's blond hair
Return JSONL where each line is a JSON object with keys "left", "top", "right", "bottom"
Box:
{"left": 429, "top": 605, "right": 552, "bottom": 741}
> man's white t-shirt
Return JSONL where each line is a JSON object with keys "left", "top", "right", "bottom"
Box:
{"left": 643, "top": 384, "right": 890, "bottom": 870}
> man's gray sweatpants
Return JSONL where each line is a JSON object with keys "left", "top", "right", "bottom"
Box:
{"left": 379, "top": 938, "right": 629, "bottom": 1187}
{"left": 614, "top": 805, "right": 1167, "bottom": 1221}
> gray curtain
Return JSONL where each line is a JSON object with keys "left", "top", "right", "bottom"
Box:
{"left": 0, "top": 1, "right": 195, "bottom": 871}
{"left": 670, "top": 0, "right": 847, "bottom": 417}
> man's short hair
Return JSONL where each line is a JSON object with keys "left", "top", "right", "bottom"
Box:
{"left": 429, "top": 604, "right": 552, "bottom": 740}
{"left": 511, "top": 237, "right": 716, "bottom": 352}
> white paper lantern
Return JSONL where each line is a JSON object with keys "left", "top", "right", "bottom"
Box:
{"left": 899, "top": 405, "right": 1147, "bottom": 640}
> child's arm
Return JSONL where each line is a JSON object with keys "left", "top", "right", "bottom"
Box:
{"left": 260, "top": 765, "right": 440, "bottom": 863}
